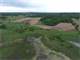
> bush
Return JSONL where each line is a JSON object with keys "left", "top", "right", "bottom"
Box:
{"left": 40, "top": 17, "right": 72, "bottom": 26}
{"left": 3, "top": 23, "right": 42, "bottom": 33}
{"left": 0, "top": 24, "right": 6, "bottom": 29}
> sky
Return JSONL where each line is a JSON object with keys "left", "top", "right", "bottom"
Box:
{"left": 0, "top": 0, "right": 80, "bottom": 12}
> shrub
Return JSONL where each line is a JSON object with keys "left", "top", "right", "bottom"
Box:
{"left": 40, "top": 17, "right": 72, "bottom": 26}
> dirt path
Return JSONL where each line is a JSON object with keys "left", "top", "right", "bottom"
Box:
{"left": 13, "top": 17, "right": 41, "bottom": 22}
{"left": 26, "top": 37, "right": 71, "bottom": 60}
{"left": 69, "top": 41, "right": 80, "bottom": 48}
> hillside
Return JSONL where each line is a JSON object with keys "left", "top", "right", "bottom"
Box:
{"left": 0, "top": 14, "right": 80, "bottom": 60}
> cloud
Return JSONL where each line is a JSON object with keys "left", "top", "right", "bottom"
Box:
{"left": 0, "top": 0, "right": 43, "bottom": 12}
{"left": 18, "top": 0, "right": 45, "bottom": 7}
{"left": 0, "top": 0, "right": 33, "bottom": 8}
{"left": 42, "top": 0, "right": 80, "bottom": 12}
{"left": 0, "top": 5, "right": 45, "bottom": 12}
{"left": 0, "top": 0, "right": 44, "bottom": 8}
{"left": 0, "top": 0, "right": 80, "bottom": 12}
{"left": 0, "top": 0, "right": 45, "bottom": 12}
{"left": 0, "top": 5, "right": 37, "bottom": 12}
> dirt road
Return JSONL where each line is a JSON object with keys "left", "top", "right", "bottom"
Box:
{"left": 26, "top": 37, "right": 71, "bottom": 60}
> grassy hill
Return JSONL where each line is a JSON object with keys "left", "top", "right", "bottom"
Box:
{"left": 0, "top": 22, "right": 80, "bottom": 60}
